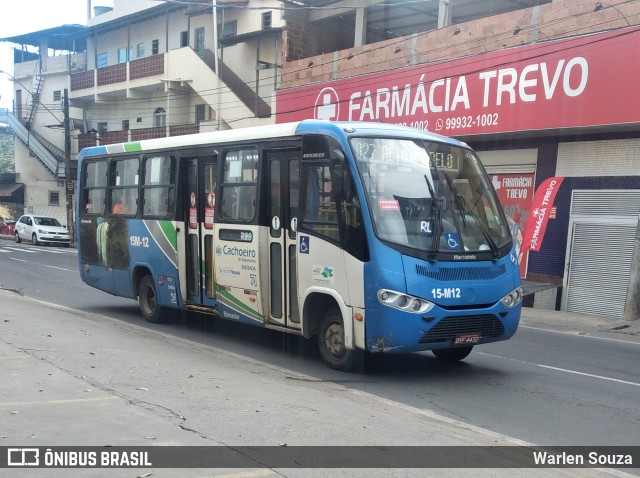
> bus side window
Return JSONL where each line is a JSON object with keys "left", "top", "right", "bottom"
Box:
{"left": 83, "top": 161, "right": 107, "bottom": 215}
{"left": 342, "top": 183, "right": 369, "bottom": 262}
{"left": 142, "top": 155, "right": 175, "bottom": 218}
{"left": 300, "top": 164, "right": 339, "bottom": 242}
{"left": 220, "top": 149, "right": 257, "bottom": 222}
{"left": 109, "top": 157, "right": 139, "bottom": 216}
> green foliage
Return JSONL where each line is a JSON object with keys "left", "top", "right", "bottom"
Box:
{"left": 0, "top": 132, "right": 15, "bottom": 173}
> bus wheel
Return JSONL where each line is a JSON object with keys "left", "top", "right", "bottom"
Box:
{"left": 139, "top": 275, "right": 162, "bottom": 323}
{"left": 318, "top": 308, "right": 359, "bottom": 372}
{"left": 432, "top": 346, "right": 473, "bottom": 362}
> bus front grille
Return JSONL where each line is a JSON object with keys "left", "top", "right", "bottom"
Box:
{"left": 419, "top": 314, "right": 504, "bottom": 344}
{"left": 415, "top": 264, "right": 506, "bottom": 281}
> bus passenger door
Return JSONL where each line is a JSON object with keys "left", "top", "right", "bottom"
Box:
{"left": 183, "top": 156, "right": 217, "bottom": 306}
{"left": 266, "top": 149, "right": 301, "bottom": 328}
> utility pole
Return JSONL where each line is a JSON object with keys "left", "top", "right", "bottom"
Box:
{"left": 63, "top": 89, "right": 74, "bottom": 244}
{"left": 623, "top": 214, "right": 640, "bottom": 320}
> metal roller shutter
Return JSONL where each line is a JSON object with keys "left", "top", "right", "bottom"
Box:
{"left": 563, "top": 190, "right": 640, "bottom": 319}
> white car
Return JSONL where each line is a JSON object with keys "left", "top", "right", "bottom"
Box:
{"left": 14, "top": 214, "right": 71, "bottom": 247}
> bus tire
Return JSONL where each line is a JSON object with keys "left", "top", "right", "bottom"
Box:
{"left": 317, "top": 308, "right": 360, "bottom": 372}
{"left": 432, "top": 346, "right": 473, "bottom": 362}
{"left": 139, "top": 275, "right": 163, "bottom": 323}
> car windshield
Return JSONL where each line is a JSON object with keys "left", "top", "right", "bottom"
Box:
{"left": 34, "top": 217, "right": 62, "bottom": 227}
{"left": 351, "top": 136, "right": 511, "bottom": 257}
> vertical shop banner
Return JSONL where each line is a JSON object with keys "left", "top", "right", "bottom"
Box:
{"left": 491, "top": 173, "right": 535, "bottom": 277}
{"left": 521, "top": 177, "right": 564, "bottom": 254}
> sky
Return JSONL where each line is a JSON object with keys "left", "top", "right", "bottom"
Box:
{"left": 0, "top": 0, "right": 114, "bottom": 110}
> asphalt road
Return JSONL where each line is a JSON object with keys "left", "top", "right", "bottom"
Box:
{"left": 1, "top": 239, "right": 639, "bottom": 455}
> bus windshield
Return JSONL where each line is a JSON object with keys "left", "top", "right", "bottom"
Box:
{"left": 351, "top": 136, "right": 511, "bottom": 257}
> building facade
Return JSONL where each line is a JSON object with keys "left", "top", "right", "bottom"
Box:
{"left": 2, "top": 0, "right": 282, "bottom": 226}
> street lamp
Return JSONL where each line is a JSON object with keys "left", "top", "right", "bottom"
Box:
{"left": 452, "top": 27, "right": 488, "bottom": 52}
{"left": 593, "top": 1, "right": 631, "bottom": 26}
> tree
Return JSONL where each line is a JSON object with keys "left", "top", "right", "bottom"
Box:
{"left": 0, "top": 131, "right": 15, "bottom": 173}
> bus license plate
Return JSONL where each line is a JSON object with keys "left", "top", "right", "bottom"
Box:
{"left": 454, "top": 333, "right": 480, "bottom": 345}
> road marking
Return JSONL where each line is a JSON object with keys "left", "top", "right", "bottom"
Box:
{"left": 478, "top": 352, "right": 640, "bottom": 388}
{"left": 0, "top": 396, "right": 119, "bottom": 407}
{"left": 3, "top": 246, "right": 39, "bottom": 253}
{"left": 8, "top": 257, "right": 28, "bottom": 262}
{"left": 6, "top": 256, "right": 75, "bottom": 272}
{"left": 536, "top": 364, "right": 640, "bottom": 387}
{"left": 194, "top": 471, "right": 274, "bottom": 478}
{"left": 520, "top": 324, "right": 640, "bottom": 345}
{"left": 25, "top": 246, "right": 67, "bottom": 254}
{"left": 42, "top": 264, "right": 75, "bottom": 272}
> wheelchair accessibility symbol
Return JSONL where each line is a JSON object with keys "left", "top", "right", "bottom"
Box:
{"left": 300, "top": 236, "right": 310, "bottom": 254}
{"left": 446, "top": 233, "right": 461, "bottom": 250}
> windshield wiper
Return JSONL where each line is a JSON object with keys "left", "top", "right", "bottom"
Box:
{"left": 423, "top": 174, "right": 442, "bottom": 260}
{"left": 434, "top": 167, "right": 499, "bottom": 257}
{"left": 456, "top": 192, "right": 500, "bottom": 257}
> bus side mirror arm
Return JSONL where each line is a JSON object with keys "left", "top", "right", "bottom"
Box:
{"left": 330, "top": 149, "right": 350, "bottom": 202}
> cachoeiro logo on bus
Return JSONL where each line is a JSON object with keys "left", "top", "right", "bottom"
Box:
{"left": 217, "top": 245, "right": 256, "bottom": 258}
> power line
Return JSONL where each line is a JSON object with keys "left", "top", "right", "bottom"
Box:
{"left": 17, "top": 1, "right": 640, "bottom": 132}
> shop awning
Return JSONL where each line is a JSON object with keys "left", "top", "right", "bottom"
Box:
{"left": 0, "top": 183, "right": 24, "bottom": 203}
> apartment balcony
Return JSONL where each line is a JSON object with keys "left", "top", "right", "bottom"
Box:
{"left": 78, "top": 123, "right": 200, "bottom": 150}
{"left": 70, "top": 47, "right": 272, "bottom": 128}
{"left": 70, "top": 54, "right": 165, "bottom": 103}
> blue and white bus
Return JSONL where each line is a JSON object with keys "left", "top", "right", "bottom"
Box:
{"left": 77, "top": 120, "right": 522, "bottom": 370}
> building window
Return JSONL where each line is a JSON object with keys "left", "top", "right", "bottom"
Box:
{"left": 97, "top": 122, "right": 108, "bottom": 133}
{"left": 152, "top": 39, "right": 159, "bottom": 55}
{"left": 137, "top": 43, "right": 145, "bottom": 58}
{"left": 97, "top": 52, "right": 107, "bottom": 68}
{"left": 222, "top": 20, "right": 237, "bottom": 38}
{"left": 48, "top": 191, "right": 60, "bottom": 206}
{"left": 122, "top": 120, "right": 130, "bottom": 130}
{"left": 53, "top": 90, "right": 61, "bottom": 102}
{"left": 118, "top": 47, "right": 128, "bottom": 63}
{"left": 195, "top": 104, "right": 207, "bottom": 123}
{"left": 262, "top": 12, "right": 272, "bottom": 30}
{"left": 153, "top": 107, "right": 166, "bottom": 127}
{"left": 180, "top": 31, "right": 188, "bottom": 47}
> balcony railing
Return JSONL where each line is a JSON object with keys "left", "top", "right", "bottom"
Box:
{"left": 97, "top": 63, "right": 126, "bottom": 86}
{"left": 71, "top": 54, "right": 165, "bottom": 91}
{"left": 78, "top": 124, "right": 200, "bottom": 149}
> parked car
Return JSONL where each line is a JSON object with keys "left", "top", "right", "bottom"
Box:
{"left": 14, "top": 214, "right": 71, "bottom": 247}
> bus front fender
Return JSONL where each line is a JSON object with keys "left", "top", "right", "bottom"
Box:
{"left": 300, "top": 286, "right": 355, "bottom": 351}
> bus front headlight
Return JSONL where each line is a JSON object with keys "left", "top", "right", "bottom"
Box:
{"left": 377, "top": 289, "right": 434, "bottom": 314}
{"left": 501, "top": 287, "right": 524, "bottom": 308}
